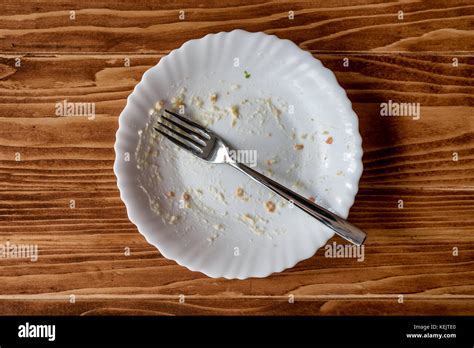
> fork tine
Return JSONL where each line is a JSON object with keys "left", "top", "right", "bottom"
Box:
{"left": 154, "top": 126, "right": 202, "bottom": 155}
{"left": 156, "top": 121, "right": 204, "bottom": 148}
{"left": 164, "top": 109, "right": 210, "bottom": 138}
{"left": 161, "top": 114, "right": 207, "bottom": 142}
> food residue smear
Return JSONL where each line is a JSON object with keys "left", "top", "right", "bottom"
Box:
{"left": 134, "top": 80, "right": 330, "bottom": 245}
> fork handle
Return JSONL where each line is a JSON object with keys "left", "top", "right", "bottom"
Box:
{"left": 228, "top": 162, "right": 366, "bottom": 245}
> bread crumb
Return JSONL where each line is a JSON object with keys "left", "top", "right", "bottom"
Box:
{"left": 182, "top": 192, "right": 190, "bottom": 201}
{"left": 230, "top": 105, "right": 239, "bottom": 115}
{"left": 326, "top": 136, "right": 333, "bottom": 144}
{"left": 154, "top": 100, "right": 164, "bottom": 111}
{"left": 235, "top": 187, "right": 249, "bottom": 201}
{"left": 266, "top": 99, "right": 281, "bottom": 118}
{"left": 192, "top": 96, "right": 203, "bottom": 108}
{"left": 229, "top": 105, "right": 239, "bottom": 127}
{"left": 294, "top": 144, "right": 304, "bottom": 150}
{"left": 308, "top": 196, "right": 316, "bottom": 203}
{"left": 242, "top": 213, "right": 255, "bottom": 225}
{"left": 171, "top": 95, "right": 184, "bottom": 108}
{"left": 165, "top": 191, "right": 175, "bottom": 198}
{"left": 266, "top": 159, "right": 275, "bottom": 166}
{"left": 207, "top": 229, "right": 222, "bottom": 245}
{"left": 210, "top": 93, "right": 217, "bottom": 103}
{"left": 265, "top": 201, "right": 276, "bottom": 213}
{"left": 236, "top": 187, "right": 244, "bottom": 197}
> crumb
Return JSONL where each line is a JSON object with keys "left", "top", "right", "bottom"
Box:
{"left": 230, "top": 105, "right": 239, "bottom": 115}
{"left": 235, "top": 187, "right": 249, "bottom": 201}
{"left": 265, "top": 201, "right": 276, "bottom": 213}
{"left": 266, "top": 99, "right": 281, "bottom": 118}
{"left": 294, "top": 144, "right": 304, "bottom": 150}
{"left": 336, "top": 170, "right": 343, "bottom": 176}
{"left": 266, "top": 159, "right": 275, "bottom": 166}
{"left": 229, "top": 105, "right": 239, "bottom": 127}
{"left": 235, "top": 187, "right": 244, "bottom": 197}
{"left": 169, "top": 215, "right": 178, "bottom": 224}
{"left": 326, "top": 136, "right": 333, "bottom": 144}
{"left": 231, "top": 84, "right": 240, "bottom": 90}
{"left": 207, "top": 226, "right": 223, "bottom": 245}
{"left": 253, "top": 228, "right": 264, "bottom": 236}
{"left": 210, "top": 93, "right": 217, "bottom": 103}
{"left": 242, "top": 213, "right": 255, "bottom": 224}
{"left": 182, "top": 192, "right": 190, "bottom": 201}
{"left": 165, "top": 191, "right": 175, "bottom": 198}
{"left": 308, "top": 196, "right": 316, "bottom": 203}
{"left": 207, "top": 235, "right": 217, "bottom": 244}
{"left": 154, "top": 100, "right": 164, "bottom": 111}
{"left": 171, "top": 95, "right": 184, "bottom": 108}
{"left": 192, "top": 96, "right": 203, "bottom": 108}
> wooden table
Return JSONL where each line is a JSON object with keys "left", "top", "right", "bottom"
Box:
{"left": 0, "top": 0, "right": 473, "bottom": 315}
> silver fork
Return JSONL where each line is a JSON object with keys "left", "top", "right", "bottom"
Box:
{"left": 154, "top": 109, "right": 366, "bottom": 245}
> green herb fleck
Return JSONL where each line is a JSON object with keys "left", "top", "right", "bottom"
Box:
{"left": 244, "top": 70, "right": 251, "bottom": 79}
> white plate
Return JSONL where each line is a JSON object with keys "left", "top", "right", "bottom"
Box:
{"left": 114, "top": 30, "right": 363, "bottom": 279}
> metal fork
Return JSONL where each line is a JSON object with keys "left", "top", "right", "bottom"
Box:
{"left": 154, "top": 109, "right": 366, "bottom": 245}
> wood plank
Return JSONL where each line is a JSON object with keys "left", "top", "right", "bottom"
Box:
{"left": 0, "top": 298, "right": 473, "bottom": 315}
{"left": 0, "top": 1, "right": 473, "bottom": 53}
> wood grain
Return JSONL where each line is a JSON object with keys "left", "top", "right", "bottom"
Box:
{"left": 0, "top": 0, "right": 473, "bottom": 53}
{"left": 0, "top": 0, "right": 473, "bottom": 315}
